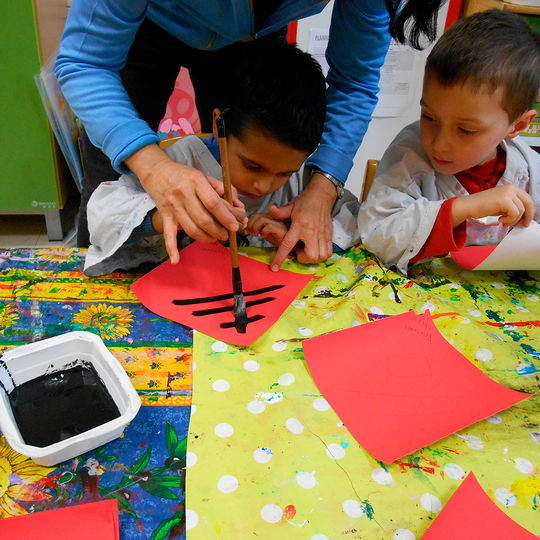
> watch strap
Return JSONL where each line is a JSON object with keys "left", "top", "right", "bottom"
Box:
{"left": 311, "top": 167, "right": 344, "bottom": 199}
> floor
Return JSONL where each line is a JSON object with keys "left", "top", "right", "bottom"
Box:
{"left": 0, "top": 191, "right": 79, "bottom": 249}
{"left": 0, "top": 214, "right": 77, "bottom": 248}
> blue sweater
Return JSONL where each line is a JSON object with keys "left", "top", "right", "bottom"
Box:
{"left": 55, "top": 0, "right": 391, "bottom": 183}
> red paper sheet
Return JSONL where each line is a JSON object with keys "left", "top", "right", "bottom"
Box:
{"left": 423, "top": 472, "right": 537, "bottom": 539}
{"left": 451, "top": 245, "right": 496, "bottom": 270}
{"left": 0, "top": 499, "right": 119, "bottom": 539}
{"left": 303, "top": 311, "right": 532, "bottom": 463}
{"left": 131, "top": 241, "right": 313, "bottom": 346}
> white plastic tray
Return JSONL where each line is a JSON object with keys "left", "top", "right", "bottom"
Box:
{"left": 0, "top": 331, "right": 141, "bottom": 466}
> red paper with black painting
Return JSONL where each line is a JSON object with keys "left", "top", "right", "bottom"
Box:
{"left": 303, "top": 311, "right": 532, "bottom": 463}
{"left": 422, "top": 472, "right": 536, "bottom": 539}
{"left": 131, "top": 241, "right": 313, "bottom": 346}
{"left": 0, "top": 499, "right": 119, "bottom": 539}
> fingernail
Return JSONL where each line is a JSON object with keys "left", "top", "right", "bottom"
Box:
{"left": 271, "top": 264, "right": 278, "bottom": 272}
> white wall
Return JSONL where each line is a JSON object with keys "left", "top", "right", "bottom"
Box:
{"left": 295, "top": 2, "right": 449, "bottom": 197}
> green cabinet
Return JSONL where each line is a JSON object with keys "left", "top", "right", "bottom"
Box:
{"left": 0, "top": 2, "right": 72, "bottom": 239}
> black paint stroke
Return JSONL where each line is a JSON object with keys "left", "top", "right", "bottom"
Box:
{"left": 172, "top": 284, "right": 287, "bottom": 333}
{"left": 192, "top": 297, "right": 275, "bottom": 317}
{"left": 172, "top": 284, "right": 284, "bottom": 305}
{"left": 220, "top": 314, "right": 265, "bottom": 328}
{"left": 373, "top": 258, "right": 402, "bottom": 304}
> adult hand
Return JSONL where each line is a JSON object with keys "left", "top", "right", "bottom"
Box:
{"left": 451, "top": 184, "right": 534, "bottom": 228}
{"left": 269, "top": 173, "right": 338, "bottom": 271}
{"left": 126, "top": 144, "right": 246, "bottom": 264}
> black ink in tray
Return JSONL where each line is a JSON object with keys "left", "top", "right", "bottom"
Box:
{"left": 8, "top": 363, "right": 120, "bottom": 448}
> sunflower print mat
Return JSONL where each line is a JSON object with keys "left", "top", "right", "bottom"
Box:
{"left": 0, "top": 248, "right": 191, "bottom": 539}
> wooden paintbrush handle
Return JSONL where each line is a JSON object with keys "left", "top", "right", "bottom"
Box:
{"left": 217, "top": 129, "right": 240, "bottom": 269}
{"left": 229, "top": 230, "right": 239, "bottom": 268}
{"left": 220, "top": 136, "right": 234, "bottom": 205}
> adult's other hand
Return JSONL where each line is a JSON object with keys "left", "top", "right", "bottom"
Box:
{"left": 126, "top": 144, "right": 246, "bottom": 264}
{"left": 269, "top": 172, "right": 338, "bottom": 271}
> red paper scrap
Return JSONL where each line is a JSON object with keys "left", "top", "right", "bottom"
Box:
{"left": 303, "top": 311, "right": 532, "bottom": 463}
{"left": 451, "top": 245, "right": 496, "bottom": 270}
{"left": 423, "top": 472, "right": 537, "bottom": 539}
{"left": 131, "top": 241, "right": 313, "bottom": 346}
{"left": 0, "top": 499, "right": 119, "bottom": 539}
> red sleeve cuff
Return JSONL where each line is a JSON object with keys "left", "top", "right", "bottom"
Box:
{"left": 411, "top": 198, "right": 466, "bottom": 263}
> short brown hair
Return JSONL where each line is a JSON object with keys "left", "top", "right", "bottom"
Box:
{"left": 426, "top": 10, "right": 540, "bottom": 121}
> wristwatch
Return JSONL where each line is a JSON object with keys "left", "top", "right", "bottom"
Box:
{"left": 311, "top": 167, "right": 345, "bottom": 199}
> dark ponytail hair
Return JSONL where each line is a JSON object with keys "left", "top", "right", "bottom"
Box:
{"left": 385, "top": 0, "right": 448, "bottom": 49}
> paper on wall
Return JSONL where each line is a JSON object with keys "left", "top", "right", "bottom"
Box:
{"left": 308, "top": 31, "right": 417, "bottom": 118}
{"left": 308, "top": 27, "right": 330, "bottom": 76}
{"left": 373, "top": 40, "right": 417, "bottom": 118}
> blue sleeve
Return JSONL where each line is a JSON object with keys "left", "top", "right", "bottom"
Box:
{"left": 55, "top": 0, "right": 159, "bottom": 173}
{"left": 201, "top": 135, "right": 221, "bottom": 164}
{"left": 307, "top": 0, "right": 392, "bottom": 184}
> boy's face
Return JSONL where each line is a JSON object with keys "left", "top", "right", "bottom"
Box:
{"left": 213, "top": 113, "right": 308, "bottom": 199}
{"left": 228, "top": 127, "right": 308, "bottom": 199}
{"left": 420, "top": 74, "right": 519, "bottom": 176}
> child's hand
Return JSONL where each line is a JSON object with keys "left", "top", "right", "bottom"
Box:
{"left": 151, "top": 208, "right": 165, "bottom": 233}
{"left": 247, "top": 212, "right": 289, "bottom": 247}
{"left": 452, "top": 185, "right": 534, "bottom": 228}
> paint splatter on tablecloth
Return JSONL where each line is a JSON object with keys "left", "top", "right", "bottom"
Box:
{"left": 186, "top": 246, "right": 539, "bottom": 539}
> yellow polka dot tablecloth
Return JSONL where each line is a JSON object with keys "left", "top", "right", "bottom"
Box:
{"left": 186, "top": 246, "right": 539, "bottom": 539}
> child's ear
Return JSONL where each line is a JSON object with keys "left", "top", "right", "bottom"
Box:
{"left": 211, "top": 108, "right": 222, "bottom": 139}
{"left": 505, "top": 109, "right": 537, "bottom": 140}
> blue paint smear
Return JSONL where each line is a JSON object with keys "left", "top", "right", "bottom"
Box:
{"left": 521, "top": 343, "right": 540, "bottom": 359}
{"left": 362, "top": 499, "right": 375, "bottom": 520}
{"left": 517, "top": 362, "right": 539, "bottom": 376}
{"left": 485, "top": 309, "right": 503, "bottom": 322}
{"left": 502, "top": 329, "right": 524, "bottom": 343}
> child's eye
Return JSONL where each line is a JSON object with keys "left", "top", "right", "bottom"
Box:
{"left": 459, "top": 127, "right": 476, "bottom": 135}
{"left": 421, "top": 112, "right": 433, "bottom": 121}
{"left": 245, "top": 163, "right": 262, "bottom": 171}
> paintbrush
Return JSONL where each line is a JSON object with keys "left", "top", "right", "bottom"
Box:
{"left": 216, "top": 112, "right": 248, "bottom": 333}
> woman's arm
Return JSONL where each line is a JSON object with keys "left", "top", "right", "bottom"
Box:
{"left": 55, "top": 0, "right": 155, "bottom": 172}
{"left": 270, "top": 0, "right": 392, "bottom": 270}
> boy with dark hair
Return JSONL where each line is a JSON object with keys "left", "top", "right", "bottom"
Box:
{"left": 84, "top": 43, "right": 361, "bottom": 276}
{"left": 358, "top": 10, "right": 540, "bottom": 274}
